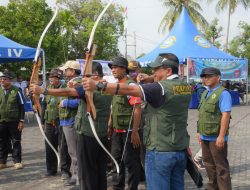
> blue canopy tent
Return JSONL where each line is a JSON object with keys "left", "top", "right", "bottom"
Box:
{"left": 0, "top": 34, "right": 37, "bottom": 63}
{"left": 137, "top": 6, "right": 248, "bottom": 79}
{"left": 137, "top": 7, "right": 239, "bottom": 65}
{"left": 137, "top": 7, "right": 248, "bottom": 105}
{"left": 0, "top": 34, "right": 47, "bottom": 81}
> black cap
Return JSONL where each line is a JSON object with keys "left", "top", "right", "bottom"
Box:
{"left": 49, "top": 68, "right": 63, "bottom": 79}
{"left": 0, "top": 71, "right": 15, "bottom": 79}
{"left": 200, "top": 67, "right": 221, "bottom": 77}
{"left": 108, "top": 57, "right": 129, "bottom": 74}
{"left": 148, "top": 54, "right": 179, "bottom": 68}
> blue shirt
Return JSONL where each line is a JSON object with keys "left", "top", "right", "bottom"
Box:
{"left": 200, "top": 84, "right": 232, "bottom": 142}
{"left": 75, "top": 86, "right": 85, "bottom": 99}
{"left": 60, "top": 98, "right": 80, "bottom": 127}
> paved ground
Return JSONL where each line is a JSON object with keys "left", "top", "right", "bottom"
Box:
{"left": 1, "top": 104, "right": 250, "bottom": 190}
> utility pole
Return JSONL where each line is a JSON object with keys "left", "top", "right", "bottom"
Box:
{"left": 126, "top": 32, "right": 136, "bottom": 59}
{"left": 125, "top": 28, "right": 128, "bottom": 59}
{"left": 133, "top": 31, "right": 136, "bottom": 59}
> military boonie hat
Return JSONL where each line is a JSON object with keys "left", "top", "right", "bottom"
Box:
{"left": 49, "top": 68, "right": 63, "bottom": 79}
{"left": 128, "top": 61, "right": 141, "bottom": 71}
{"left": 200, "top": 67, "right": 221, "bottom": 77}
{"left": 60, "top": 60, "right": 80, "bottom": 71}
{"left": 108, "top": 57, "right": 129, "bottom": 74}
{"left": 148, "top": 55, "right": 179, "bottom": 68}
{"left": 0, "top": 71, "right": 15, "bottom": 79}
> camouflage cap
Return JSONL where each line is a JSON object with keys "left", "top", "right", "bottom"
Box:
{"left": 49, "top": 68, "right": 63, "bottom": 79}
{"left": 0, "top": 71, "right": 16, "bottom": 79}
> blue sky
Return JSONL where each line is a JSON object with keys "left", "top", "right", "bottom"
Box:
{"left": 1, "top": 0, "right": 249, "bottom": 58}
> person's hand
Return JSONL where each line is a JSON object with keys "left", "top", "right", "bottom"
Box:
{"left": 131, "top": 130, "right": 141, "bottom": 148}
{"left": 197, "top": 133, "right": 201, "bottom": 144}
{"left": 216, "top": 135, "right": 225, "bottom": 150}
{"left": 18, "top": 121, "right": 24, "bottom": 131}
{"left": 29, "top": 84, "right": 44, "bottom": 95}
{"left": 67, "top": 81, "right": 74, "bottom": 88}
{"left": 137, "top": 73, "right": 147, "bottom": 83}
{"left": 137, "top": 73, "right": 154, "bottom": 84}
{"left": 82, "top": 78, "right": 98, "bottom": 91}
{"left": 107, "top": 126, "right": 113, "bottom": 140}
{"left": 187, "top": 147, "right": 192, "bottom": 156}
{"left": 67, "top": 80, "right": 80, "bottom": 88}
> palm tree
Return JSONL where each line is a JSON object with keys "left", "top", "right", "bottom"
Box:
{"left": 159, "top": 0, "right": 208, "bottom": 34}
{"left": 207, "top": 0, "right": 250, "bottom": 51}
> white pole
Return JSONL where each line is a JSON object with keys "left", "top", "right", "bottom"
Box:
{"left": 42, "top": 51, "right": 46, "bottom": 87}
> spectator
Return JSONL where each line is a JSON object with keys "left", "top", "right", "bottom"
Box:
{"left": 0, "top": 71, "right": 25, "bottom": 170}
{"left": 128, "top": 60, "right": 142, "bottom": 82}
{"left": 197, "top": 67, "right": 232, "bottom": 190}
{"left": 13, "top": 75, "right": 27, "bottom": 98}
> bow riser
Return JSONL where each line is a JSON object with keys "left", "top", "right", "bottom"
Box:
{"left": 83, "top": 44, "right": 97, "bottom": 119}
{"left": 30, "top": 57, "right": 42, "bottom": 115}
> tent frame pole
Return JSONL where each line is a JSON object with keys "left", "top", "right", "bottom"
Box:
{"left": 186, "top": 58, "right": 189, "bottom": 83}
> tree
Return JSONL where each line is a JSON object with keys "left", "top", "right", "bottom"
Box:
{"left": 202, "top": 18, "right": 223, "bottom": 48}
{"left": 228, "top": 21, "right": 250, "bottom": 62}
{"left": 57, "top": 0, "right": 124, "bottom": 60}
{"left": 0, "top": 0, "right": 65, "bottom": 74}
{"left": 207, "top": 0, "right": 250, "bottom": 51}
{"left": 0, "top": 0, "right": 124, "bottom": 76}
{"left": 158, "top": 0, "right": 208, "bottom": 33}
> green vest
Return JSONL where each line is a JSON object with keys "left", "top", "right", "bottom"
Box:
{"left": 0, "top": 86, "right": 20, "bottom": 122}
{"left": 74, "top": 91, "right": 112, "bottom": 137}
{"left": 58, "top": 80, "right": 79, "bottom": 121}
{"left": 112, "top": 79, "right": 135, "bottom": 130}
{"left": 44, "top": 83, "right": 66, "bottom": 124}
{"left": 197, "top": 86, "right": 229, "bottom": 136}
{"left": 144, "top": 79, "right": 191, "bottom": 151}
{"left": 59, "top": 96, "right": 78, "bottom": 121}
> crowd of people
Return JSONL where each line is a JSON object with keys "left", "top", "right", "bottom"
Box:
{"left": 0, "top": 52, "right": 232, "bottom": 190}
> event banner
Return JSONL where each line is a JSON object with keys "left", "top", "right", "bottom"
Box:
{"left": 188, "top": 58, "right": 248, "bottom": 80}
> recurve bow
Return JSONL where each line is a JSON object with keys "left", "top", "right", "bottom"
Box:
{"left": 30, "top": 5, "right": 60, "bottom": 167}
{"left": 83, "top": 0, "right": 120, "bottom": 173}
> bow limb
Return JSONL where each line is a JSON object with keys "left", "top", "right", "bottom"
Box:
{"left": 87, "top": 0, "right": 113, "bottom": 50}
{"left": 30, "top": 4, "right": 60, "bottom": 167}
{"left": 87, "top": 113, "right": 120, "bottom": 173}
{"left": 83, "top": 0, "right": 120, "bottom": 173}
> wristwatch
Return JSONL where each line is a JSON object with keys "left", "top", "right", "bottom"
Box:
{"left": 102, "top": 82, "right": 108, "bottom": 92}
{"left": 96, "top": 82, "right": 104, "bottom": 91}
{"left": 43, "top": 88, "right": 49, "bottom": 95}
